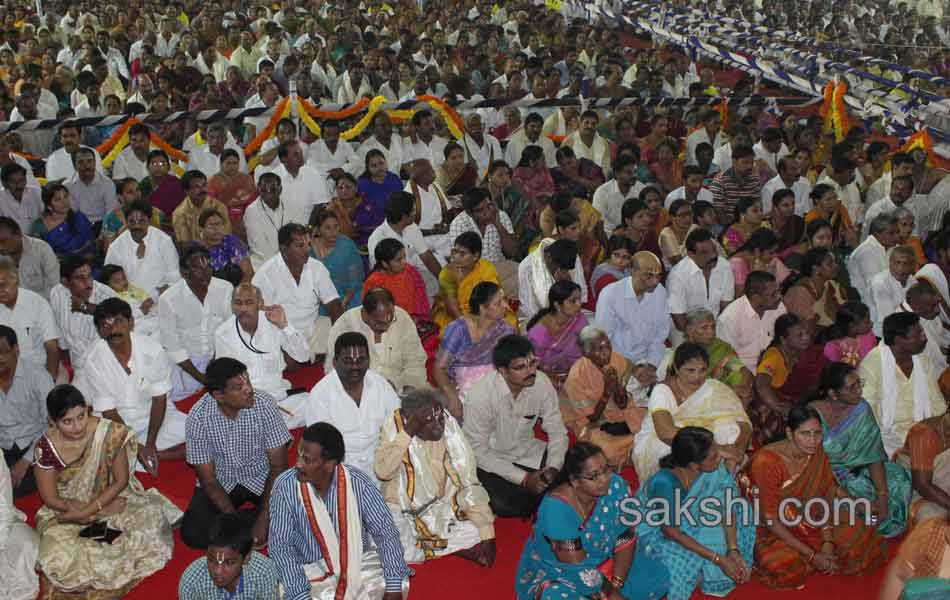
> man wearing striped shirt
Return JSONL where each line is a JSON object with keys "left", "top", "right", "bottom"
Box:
{"left": 709, "top": 144, "right": 761, "bottom": 227}
{"left": 50, "top": 255, "right": 116, "bottom": 375}
{"left": 269, "top": 422, "right": 410, "bottom": 600}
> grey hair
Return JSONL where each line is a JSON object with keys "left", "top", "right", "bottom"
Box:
{"left": 578, "top": 325, "right": 608, "bottom": 353}
{"left": 685, "top": 308, "right": 715, "bottom": 329}
{"left": 233, "top": 282, "right": 263, "bottom": 303}
{"left": 401, "top": 388, "right": 444, "bottom": 414}
{"left": 890, "top": 245, "right": 916, "bottom": 261}
{"left": 0, "top": 256, "right": 18, "bottom": 279}
{"left": 891, "top": 207, "right": 914, "bottom": 223}
{"left": 868, "top": 213, "right": 898, "bottom": 236}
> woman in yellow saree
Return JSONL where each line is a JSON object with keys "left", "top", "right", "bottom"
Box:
{"left": 33, "top": 385, "right": 182, "bottom": 599}
{"left": 431, "top": 231, "right": 517, "bottom": 332}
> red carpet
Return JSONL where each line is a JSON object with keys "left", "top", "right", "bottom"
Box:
{"left": 15, "top": 364, "right": 894, "bottom": 599}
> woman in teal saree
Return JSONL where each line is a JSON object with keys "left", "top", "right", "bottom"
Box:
{"left": 634, "top": 427, "right": 754, "bottom": 600}
{"left": 809, "top": 361, "right": 912, "bottom": 538}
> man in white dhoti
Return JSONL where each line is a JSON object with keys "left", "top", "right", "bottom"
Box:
{"left": 375, "top": 389, "right": 496, "bottom": 566}
{"left": 79, "top": 298, "right": 187, "bottom": 475}
{"left": 306, "top": 333, "right": 400, "bottom": 485}
{"left": 0, "top": 458, "right": 38, "bottom": 600}
{"left": 214, "top": 283, "right": 311, "bottom": 429}
{"left": 158, "top": 246, "right": 233, "bottom": 402}
{"left": 269, "top": 422, "right": 411, "bottom": 600}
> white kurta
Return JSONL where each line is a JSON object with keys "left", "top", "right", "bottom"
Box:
{"left": 50, "top": 282, "right": 117, "bottom": 372}
{"left": 0, "top": 459, "right": 38, "bottom": 600}
{"left": 103, "top": 227, "right": 181, "bottom": 300}
{"left": 0, "top": 289, "right": 59, "bottom": 369}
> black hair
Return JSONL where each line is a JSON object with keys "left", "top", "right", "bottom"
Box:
{"left": 463, "top": 187, "right": 490, "bottom": 212}
{"left": 181, "top": 169, "right": 207, "bottom": 191}
{"left": 684, "top": 227, "right": 714, "bottom": 253}
{"left": 147, "top": 149, "right": 170, "bottom": 165}
{"left": 373, "top": 238, "right": 405, "bottom": 272}
{"left": 60, "top": 254, "right": 91, "bottom": 280}
{"left": 525, "top": 280, "right": 582, "bottom": 331}
{"left": 333, "top": 331, "right": 369, "bottom": 356}
{"left": 42, "top": 184, "right": 80, "bottom": 234}
{"left": 47, "top": 384, "right": 87, "bottom": 422}
{"left": 0, "top": 324, "right": 17, "bottom": 347}
{"left": 771, "top": 188, "right": 795, "bottom": 210}
{"left": 883, "top": 312, "right": 920, "bottom": 346}
{"left": 814, "top": 361, "right": 855, "bottom": 401}
{"left": 0, "top": 216, "right": 21, "bottom": 234}
{"left": 278, "top": 223, "right": 308, "bottom": 247}
{"left": 220, "top": 148, "right": 241, "bottom": 163}
{"left": 92, "top": 297, "right": 133, "bottom": 330}
{"left": 692, "top": 200, "right": 716, "bottom": 225}
{"left": 621, "top": 198, "right": 648, "bottom": 223}
{"left": 545, "top": 239, "right": 578, "bottom": 270}
{"left": 744, "top": 270, "right": 776, "bottom": 298}
{"left": 362, "top": 287, "right": 395, "bottom": 312}
{"left": 205, "top": 357, "right": 248, "bottom": 395}
{"left": 606, "top": 235, "right": 636, "bottom": 255}
{"left": 384, "top": 191, "right": 415, "bottom": 224}
{"left": 123, "top": 199, "right": 153, "bottom": 220}
{"left": 454, "top": 231, "right": 482, "bottom": 257}
{"left": 824, "top": 301, "right": 871, "bottom": 342}
{"left": 208, "top": 513, "right": 254, "bottom": 557}
{"left": 555, "top": 211, "right": 579, "bottom": 232}
{"left": 671, "top": 342, "right": 709, "bottom": 374}
{"left": 517, "top": 145, "right": 544, "bottom": 169}
{"left": 550, "top": 191, "right": 575, "bottom": 214}
{"left": 658, "top": 426, "right": 714, "bottom": 469}
{"left": 772, "top": 313, "right": 804, "bottom": 348}
{"left": 491, "top": 334, "right": 534, "bottom": 369}
{"left": 731, "top": 144, "right": 754, "bottom": 160}
{"left": 469, "top": 281, "right": 501, "bottom": 315}
{"left": 301, "top": 422, "right": 346, "bottom": 463}
{"left": 787, "top": 403, "right": 821, "bottom": 432}
{"left": 547, "top": 441, "right": 606, "bottom": 490}
{"left": 735, "top": 227, "right": 778, "bottom": 256}
{"left": 180, "top": 244, "right": 211, "bottom": 272}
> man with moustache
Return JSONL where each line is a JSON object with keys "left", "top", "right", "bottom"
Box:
{"left": 0, "top": 258, "right": 60, "bottom": 379}
{"left": 305, "top": 332, "right": 400, "bottom": 486}
{"left": 103, "top": 199, "right": 181, "bottom": 301}
{"left": 181, "top": 357, "right": 291, "bottom": 550}
{"left": 213, "top": 283, "right": 311, "bottom": 429}
{"left": 462, "top": 334, "right": 568, "bottom": 517}
{"left": 717, "top": 270, "right": 786, "bottom": 371}
{"left": 375, "top": 389, "right": 496, "bottom": 566}
{"left": 79, "top": 298, "right": 186, "bottom": 476}
{"left": 666, "top": 228, "right": 735, "bottom": 344}
{"left": 65, "top": 147, "right": 118, "bottom": 229}
{"left": 268, "top": 422, "right": 411, "bottom": 599}
{"left": 0, "top": 217, "right": 57, "bottom": 301}
{"left": 50, "top": 255, "right": 117, "bottom": 374}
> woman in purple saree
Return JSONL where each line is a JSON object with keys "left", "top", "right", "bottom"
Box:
{"left": 526, "top": 280, "right": 587, "bottom": 386}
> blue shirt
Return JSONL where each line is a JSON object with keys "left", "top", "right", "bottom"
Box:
{"left": 268, "top": 467, "right": 411, "bottom": 600}
{"left": 178, "top": 551, "right": 279, "bottom": 600}
{"left": 185, "top": 391, "right": 291, "bottom": 495}
{"left": 594, "top": 276, "right": 670, "bottom": 367}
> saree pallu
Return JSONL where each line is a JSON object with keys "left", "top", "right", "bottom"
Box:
{"left": 207, "top": 172, "right": 258, "bottom": 224}
{"left": 752, "top": 345, "right": 828, "bottom": 447}
{"left": 439, "top": 318, "right": 515, "bottom": 394}
{"left": 327, "top": 197, "right": 385, "bottom": 251}
{"left": 562, "top": 353, "right": 642, "bottom": 468}
{"left": 820, "top": 400, "right": 911, "bottom": 537}
{"left": 35, "top": 419, "right": 182, "bottom": 598}
{"left": 139, "top": 175, "right": 186, "bottom": 216}
{"left": 431, "top": 259, "right": 517, "bottom": 332}
{"left": 745, "top": 447, "right": 887, "bottom": 589}
{"left": 312, "top": 236, "right": 365, "bottom": 314}
{"left": 587, "top": 263, "right": 625, "bottom": 311}
{"left": 358, "top": 172, "right": 403, "bottom": 214}
{"left": 635, "top": 465, "right": 756, "bottom": 600}
{"left": 32, "top": 214, "right": 97, "bottom": 260}
{"left": 526, "top": 313, "right": 587, "bottom": 375}
{"left": 437, "top": 163, "right": 479, "bottom": 197}
{"left": 363, "top": 266, "right": 437, "bottom": 345}
{"left": 516, "top": 475, "right": 654, "bottom": 600}
{"left": 707, "top": 338, "right": 751, "bottom": 391}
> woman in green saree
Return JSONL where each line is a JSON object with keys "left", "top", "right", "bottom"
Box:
{"left": 809, "top": 361, "right": 912, "bottom": 538}
{"left": 33, "top": 385, "right": 182, "bottom": 599}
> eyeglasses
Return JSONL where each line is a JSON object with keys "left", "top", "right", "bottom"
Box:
{"left": 576, "top": 466, "right": 612, "bottom": 481}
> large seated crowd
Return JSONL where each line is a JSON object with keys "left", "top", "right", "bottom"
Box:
{"left": 0, "top": 0, "right": 949, "bottom": 598}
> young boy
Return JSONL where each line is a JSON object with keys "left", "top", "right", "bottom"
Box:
{"left": 179, "top": 513, "right": 280, "bottom": 600}
{"left": 99, "top": 264, "right": 158, "bottom": 337}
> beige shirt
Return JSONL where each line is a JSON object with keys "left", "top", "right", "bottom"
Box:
{"left": 462, "top": 370, "right": 568, "bottom": 484}
{"left": 171, "top": 196, "right": 232, "bottom": 244}
{"left": 323, "top": 306, "right": 428, "bottom": 392}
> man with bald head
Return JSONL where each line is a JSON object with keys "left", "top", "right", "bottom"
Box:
{"left": 324, "top": 288, "right": 428, "bottom": 394}
{"left": 594, "top": 251, "right": 670, "bottom": 389}
{"left": 213, "top": 283, "right": 311, "bottom": 428}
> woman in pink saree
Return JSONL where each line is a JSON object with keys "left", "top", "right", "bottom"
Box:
{"left": 525, "top": 280, "right": 587, "bottom": 386}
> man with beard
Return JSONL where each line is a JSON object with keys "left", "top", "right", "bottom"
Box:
{"left": 269, "top": 422, "right": 410, "bottom": 599}
{"left": 0, "top": 164, "right": 44, "bottom": 234}
{"left": 50, "top": 255, "right": 117, "bottom": 374}
{"left": 103, "top": 199, "right": 181, "bottom": 301}
{"left": 180, "top": 357, "right": 290, "bottom": 549}
{"left": 214, "top": 283, "right": 311, "bottom": 428}
{"left": 562, "top": 110, "right": 612, "bottom": 174}
{"left": 666, "top": 228, "right": 735, "bottom": 343}
{"left": 305, "top": 332, "right": 400, "bottom": 486}
{"left": 79, "top": 298, "right": 186, "bottom": 476}
{"left": 158, "top": 245, "right": 233, "bottom": 402}
{"left": 462, "top": 334, "right": 567, "bottom": 517}
{"left": 0, "top": 217, "right": 58, "bottom": 299}
{"left": 375, "top": 389, "right": 496, "bottom": 566}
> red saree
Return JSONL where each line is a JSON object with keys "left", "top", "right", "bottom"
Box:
{"left": 746, "top": 447, "right": 887, "bottom": 589}
{"left": 363, "top": 265, "right": 438, "bottom": 346}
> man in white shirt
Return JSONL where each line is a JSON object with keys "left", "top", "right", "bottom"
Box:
{"left": 273, "top": 140, "right": 329, "bottom": 225}
{"left": 503, "top": 113, "right": 557, "bottom": 169}
{"left": 752, "top": 128, "right": 790, "bottom": 174}
{"left": 403, "top": 110, "right": 448, "bottom": 169}
{"left": 686, "top": 110, "right": 726, "bottom": 166}
{"left": 593, "top": 155, "right": 645, "bottom": 235}
{"left": 0, "top": 258, "right": 60, "bottom": 379}
{"left": 306, "top": 120, "right": 355, "bottom": 195}
{"left": 0, "top": 134, "right": 39, "bottom": 191}
{"left": 866, "top": 152, "right": 915, "bottom": 207}
{"left": 158, "top": 246, "right": 233, "bottom": 402}
{"left": 761, "top": 156, "right": 812, "bottom": 215}
{"left": 80, "top": 297, "right": 186, "bottom": 475}
{"left": 405, "top": 160, "right": 453, "bottom": 262}
{"left": 103, "top": 200, "right": 181, "bottom": 300}
{"left": 818, "top": 155, "right": 864, "bottom": 228}
{"left": 869, "top": 245, "right": 918, "bottom": 336}
{"left": 849, "top": 213, "right": 900, "bottom": 307}
{"left": 252, "top": 223, "right": 344, "bottom": 357}
{"left": 717, "top": 270, "right": 787, "bottom": 370}
{"left": 213, "top": 283, "right": 310, "bottom": 428}
{"left": 45, "top": 122, "right": 105, "bottom": 182}
{"left": 0, "top": 164, "right": 43, "bottom": 234}
{"left": 517, "top": 239, "right": 588, "bottom": 324}
{"left": 185, "top": 122, "right": 247, "bottom": 180}
{"left": 51, "top": 256, "right": 117, "bottom": 374}
{"left": 324, "top": 288, "right": 428, "bottom": 394}
{"left": 862, "top": 174, "right": 916, "bottom": 240}
{"left": 195, "top": 44, "right": 231, "bottom": 83}
{"left": 561, "top": 110, "right": 612, "bottom": 174}
{"left": 305, "top": 332, "right": 400, "bottom": 485}
{"left": 367, "top": 191, "right": 443, "bottom": 299}
{"left": 664, "top": 165, "right": 714, "bottom": 209}
{"left": 244, "top": 174, "right": 286, "bottom": 271}
{"left": 349, "top": 113, "right": 408, "bottom": 177}
{"left": 666, "top": 229, "right": 735, "bottom": 342}
{"left": 460, "top": 113, "right": 503, "bottom": 178}
{"left": 110, "top": 123, "right": 152, "bottom": 182}
{"left": 65, "top": 148, "right": 119, "bottom": 226}
{"left": 0, "top": 217, "right": 58, "bottom": 300}
{"left": 155, "top": 19, "right": 181, "bottom": 58}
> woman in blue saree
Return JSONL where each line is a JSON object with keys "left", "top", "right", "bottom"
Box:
{"left": 808, "top": 361, "right": 911, "bottom": 538}
{"left": 309, "top": 207, "right": 364, "bottom": 313}
{"left": 30, "top": 183, "right": 96, "bottom": 261}
{"left": 634, "top": 426, "right": 754, "bottom": 600}
{"left": 357, "top": 148, "right": 403, "bottom": 215}
{"left": 516, "top": 442, "right": 656, "bottom": 599}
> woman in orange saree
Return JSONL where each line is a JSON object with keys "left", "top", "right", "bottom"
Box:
{"left": 363, "top": 238, "right": 438, "bottom": 346}
{"left": 746, "top": 404, "right": 887, "bottom": 589}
